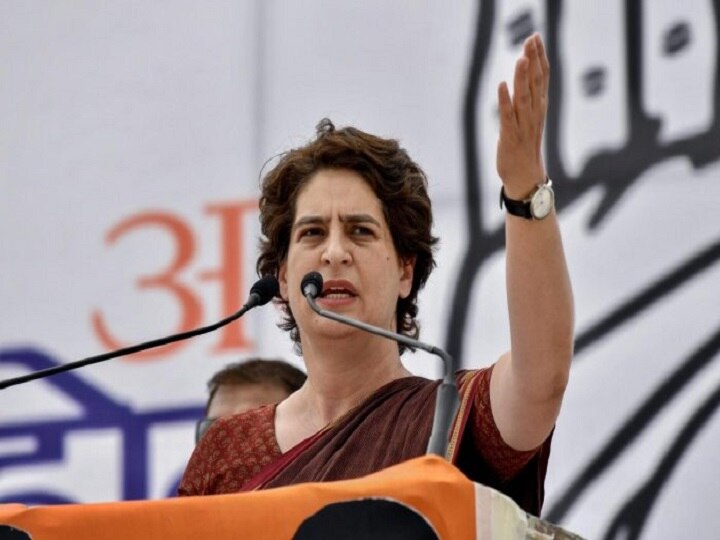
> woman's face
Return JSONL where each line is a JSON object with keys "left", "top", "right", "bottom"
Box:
{"left": 278, "top": 169, "right": 414, "bottom": 344}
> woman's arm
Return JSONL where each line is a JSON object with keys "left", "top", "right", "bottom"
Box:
{"left": 489, "top": 33, "right": 575, "bottom": 451}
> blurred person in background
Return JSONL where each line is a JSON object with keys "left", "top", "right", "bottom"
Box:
{"left": 195, "top": 358, "right": 306, "bottom": 443}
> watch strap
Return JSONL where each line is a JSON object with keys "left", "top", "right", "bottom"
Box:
{"left": 499, "top": 177, "right": 552, "bottom": 220}
{"left": 499, "top": 185, "right": 533, "bottom": 219}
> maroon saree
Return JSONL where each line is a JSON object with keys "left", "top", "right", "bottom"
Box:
{"left": 179, "top": 367, "right": 552, "bottom": 515}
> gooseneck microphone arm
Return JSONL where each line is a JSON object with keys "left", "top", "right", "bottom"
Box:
{"left": 301, "top": 272, "right": 460, "bottom": 457}
{"left": 0, "top": 276, "right": 279, "bottom": 391}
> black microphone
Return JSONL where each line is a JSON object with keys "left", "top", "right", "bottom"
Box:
{"left": 0, "top": 276, "right": 279, "bottom": 391}
{"left": 300, "top": 271, "right": 460, "bottom": 457}
{"left": 247, "top": 274, "right": 281, "bottom": 308}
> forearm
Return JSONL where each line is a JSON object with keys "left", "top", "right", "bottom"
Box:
{"left": 505, "top": 207, "right": 574, "bottom": 400}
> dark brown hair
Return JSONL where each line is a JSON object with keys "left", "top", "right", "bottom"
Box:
{"left": 256, "top": 119, "right": 438, "bottom": 354}
{"left": 205, "top": 358, "right": 306, "bottom": 415}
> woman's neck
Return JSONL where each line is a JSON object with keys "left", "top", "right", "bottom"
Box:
{"left": 295, "top": 333, "right": 412, "bottom": 427}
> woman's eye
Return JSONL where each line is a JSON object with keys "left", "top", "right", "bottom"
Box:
{"left": 351, "top": 225, "right": 373, "bottom": 236}
{"left": 299, "top": 227, "right": 322, "bottom": 238}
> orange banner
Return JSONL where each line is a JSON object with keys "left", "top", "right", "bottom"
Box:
{"left": 0, "top": 456, "right": 476, "bottom": 540}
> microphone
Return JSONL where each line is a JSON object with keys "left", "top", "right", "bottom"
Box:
{"left": 0, "top": 276, "right": 279, "bottom": 391}
{"left": 300, "top": 271, "right": 460, "bottom": 458}
{"left": 247, "top": 274, "right": 281, "bottom": 308}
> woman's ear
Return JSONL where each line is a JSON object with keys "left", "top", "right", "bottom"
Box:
{"left": 278, "top": 263, "right": 289, "bottom": 301}
{"left": 398, "top": 256, "right": 415, "bottom": 299}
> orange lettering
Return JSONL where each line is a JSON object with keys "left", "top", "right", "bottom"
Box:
{"left": 198, "top": 200, "right": 258, "bottom": 352}
{"left": 91, "top": 212, "right": 202, "bottom": 360}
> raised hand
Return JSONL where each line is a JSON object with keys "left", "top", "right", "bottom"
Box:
{"left": 496, "top": 33, "right": 550, "bottom": 199}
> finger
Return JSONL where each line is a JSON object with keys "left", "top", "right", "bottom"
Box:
{"left": 526, "top": 34, "right": 544, "bottom": 112}
{"left": 512, "top": 56, "right": 531, "bottom": 129}
{"left": 497, "top": 81, "right": 518, "bottom": 133}
{"left": 534, "top": 34, "right": 551, "bottom": 97}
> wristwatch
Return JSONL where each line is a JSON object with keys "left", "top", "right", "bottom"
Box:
{"left": 500, "top": 178, "right": 554, "bottom": 220}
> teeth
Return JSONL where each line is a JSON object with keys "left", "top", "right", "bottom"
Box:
{"left": 322, "top": 288, "right": 353, "bottom": 298}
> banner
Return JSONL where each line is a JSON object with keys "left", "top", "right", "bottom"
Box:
{"left": 0, "top": 457, "right": 584, "bottom": 540}
{"left": 1, "top": 2, "right": 718, "bottom": 538}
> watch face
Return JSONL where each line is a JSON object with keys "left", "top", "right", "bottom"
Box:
{"left": 530, "top": 185, "right": 554, "bottom": 219}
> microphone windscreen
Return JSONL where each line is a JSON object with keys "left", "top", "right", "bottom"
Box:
{"left": 250, "top": 275, "right": 279, "bottom": 305}
{"left": 301, "top": 272, "right": 323, "bottom": 299}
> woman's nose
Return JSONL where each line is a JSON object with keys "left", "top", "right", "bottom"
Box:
{"left": 321, "top": 230, "right": 352, "bottom": 265}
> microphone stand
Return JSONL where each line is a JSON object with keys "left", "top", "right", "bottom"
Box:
{"left": 304, "top": 294, "right": 460, "bottom": 458}
{"left": 0, "top": 304, "right": 255, "bottom": 390}
{"left": 0, "top": 277, "right": 279, "bottom": 391}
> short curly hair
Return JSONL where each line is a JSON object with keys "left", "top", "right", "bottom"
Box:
{"left": 256, "top": 119, "right": 438, "bottom": 354}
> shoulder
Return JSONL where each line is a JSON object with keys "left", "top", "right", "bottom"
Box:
{"left": 202, "top": 404, "right": 280, "bottom": 463}
{"left": 178, "top": 404, "right": 281, "bottom": 496}
{"left": 455, "top": 366, "right": 493, "bottom": 394}
{"left": 210, "top": 404, "right": 276, "bottom": 439}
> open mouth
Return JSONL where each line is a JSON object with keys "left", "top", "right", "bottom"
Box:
{"left": 321, "top": 287, "right": 357, "bottom": 299}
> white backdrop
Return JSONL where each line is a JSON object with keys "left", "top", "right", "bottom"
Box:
{"left": 1, "top": 1, "right": 719, "bottom": 538}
